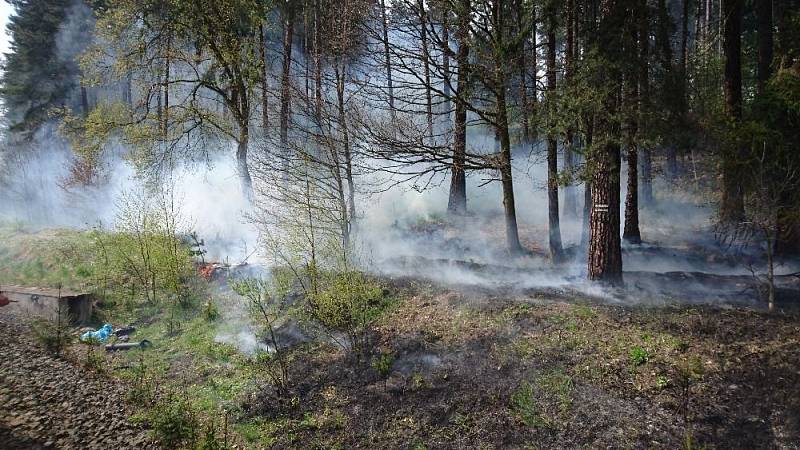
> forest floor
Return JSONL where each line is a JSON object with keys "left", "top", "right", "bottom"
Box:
{"left": 0, "top": 222, "right": 799, "bottom": 449}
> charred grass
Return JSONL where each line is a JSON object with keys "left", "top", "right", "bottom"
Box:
{"left": 229, "top": 283, "right": 800, "bottom": 449}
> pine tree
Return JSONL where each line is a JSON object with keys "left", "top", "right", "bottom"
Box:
{"left": 1, "top": 0, "right": 87, "bottom": 137}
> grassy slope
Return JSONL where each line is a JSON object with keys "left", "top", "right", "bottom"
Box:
{"left": 0, "top": 223, "right": 97, "bottom": 291}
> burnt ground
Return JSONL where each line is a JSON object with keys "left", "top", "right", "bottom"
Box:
{"left": 237, "top": 279, "right": 800, "bottom": 449}
{"left": 1, "top": 274, "right": 799, "bottom": 449}
{"left": 0, "top": 312, "right": 156, "bottom": 449}
{"left": 2, "top": 219, "right": 800, "bottom": 448}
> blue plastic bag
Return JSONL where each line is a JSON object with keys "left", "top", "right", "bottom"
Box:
{"left": 80, "top": 324, "right": 113, "bottom": 343}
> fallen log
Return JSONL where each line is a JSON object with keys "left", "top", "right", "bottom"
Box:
{"left": 105, "top": 340, "right": 152, "bottom": 352}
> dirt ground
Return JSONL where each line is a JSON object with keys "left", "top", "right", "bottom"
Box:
{"left": 0, "top": 312, "right": 155, "bottom": 450}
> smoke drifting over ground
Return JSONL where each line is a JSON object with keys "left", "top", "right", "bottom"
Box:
{"left": 2, "top": 128, "right": 797, "bottom": 312}
{"left": 0, "top": 129, "right": 258, "bottom": 262}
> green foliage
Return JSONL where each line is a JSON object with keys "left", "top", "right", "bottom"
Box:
{"left": 147, "top": 393, "right": 199, "bottom": 449}
{"left": 90, "top": 187, "right": 196, "bottom": 308}
{"left": 306, "top": 271, "right": 387, "bottom": 362}
{"left": 125, "top": 355, "right": 161, "bottom": 407}
{"left": 31, "top": 302, "right": 73, "bottom": 356}
{"left": 0, "top": 0, "right": 90, "bottom": 135}
{"left": 202, "top": 300, "right": 219, "bottom": 322}
{"left": 676, "top": 356, "right": 705, "bottom": 385}
{"left": 195, "top": 418, "right": 233, "bottom": 450}
{"left": 82, "top": 336, "right": 106, "bottom": 372}
{"left": 371, "top": 351, "right": 395, "bottom": 379}
{"left": 629, "top": 346, "right": 650, "bottom": 366}
{"left": 511, "top": 382, "right": 543, "bottom": 427}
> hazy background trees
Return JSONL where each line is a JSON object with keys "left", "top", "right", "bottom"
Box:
{"left": 1, "top": 0, "right": 799, "bottom": 287}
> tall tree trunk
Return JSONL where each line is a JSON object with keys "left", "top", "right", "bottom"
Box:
{"left": 657, "top": 0, "right": 678, "bottom": 182}
{"left": 441, "top": 9, "right": 451, "bottom": 123}
{"left": 314, "top": 0, "right": 323, "bottom": 122}
{"left": 581, "top": 117, "right": 594, "bottom": 250}
{"left": 720, "top": 0, "right": 744, "bottom": 222}
{"left": 238, "top": 124, "right": 252, "bottom": 198}
{"left": 546, "top": 7, "right": 564, "bottom": 260}
{"left": 380, "top": 0, "right": 395, "bottom": 115}
{"left": 494, "top": 0, "right": 522, "bottom": 254}
{"left": 516, "top": 0, "right": 530, "bottom": 141}
{"left": 303, "top": 8, "right": 310, "bottom": 109}
{"left": 582, "top": 176, "right": 592, "bottom": 248}
{"left": 448, "top": 0, "right": 470, "bottom": 217}
{"left": 336, "top": 62, "right": 356, "bottom": 232}
{"left": 756, "top": 0, "right": 773, "bottom": 95}
{"left": 418, "top": 0, "right": 433, "bottom": 141}
{"left": 624, "top": 0, "right": 642, "bottom": 244}
{"left": 640, "top": 146, "right": 653, "bottom": 205}
{"left": 498, "top": 93, "right": 523, "bottom": 255}
{"left": 622, "top": 102, "right": 640, "bottom": 245}
{"left": 680, "top": 0, "right": 690, "bottom": 81}
{"left": 125, "top": 75, "right": 133, "bottom": 106}
{"left": 639, "top": 0, "right": 654, "bottom": 207}
{"left": 563, "top": 0, "right": 578, "bottom": 219}
{"left": 162, "top": 33, "right": 170, "bottom": 138}
{"left": 588, "top": 0, "right": 624, "bottom": 284}
{"left": 260, "top": 24, "right": 269, "bottom": 130}
{"left": 280, "top": 6, "right": 295, "bottom": 157}
{"left": 581, "top": 0, "right": 598, "bottom": 250}
{"left": 694, "top": 0, "right": 703, "bottom": 54}
{"left": 80, "top": 86, "right": 89, "bottom": 117}
{"left": 530, "top": 5, "right": 538, "bottom": 141}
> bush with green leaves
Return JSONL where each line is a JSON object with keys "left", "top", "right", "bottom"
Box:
{"left": 81, "top": 336, "right": 105, "bottom": 372}
{"left": 371, "top": 351, "right": 395, "bottom": 379}
{"left": 126, "top": 355, "right": 161, "bottom": 407}
{"left": 195, "top": 417, "right": 232, "bottom": 450}
{"left": 629, "top": 346, "right": 650, "bottom": 366}
{"left": 31, "top": 301, "right": 73, "bottom": 356}
{"left": 147, "top": 393, "right": 199, "bottom": 449}
{"left": 90, "top": 187, "right": 196, "bottom": 308}
{"left": 306, "top": 270, "right": 387, "bottom": 363}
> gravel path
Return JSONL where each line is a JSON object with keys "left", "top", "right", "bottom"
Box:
{"left": 0, "top": 312, "right": 156, "bottom": 449}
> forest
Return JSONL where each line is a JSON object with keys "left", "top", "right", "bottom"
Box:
{"left": 0, "top": 0, "right": 799, "bottom": 448}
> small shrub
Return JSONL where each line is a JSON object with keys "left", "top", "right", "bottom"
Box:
{"left": 32, "top": 301, "right": 73, "bottom": 356}
{"left": 676, "top": 356, "right": 705, "bottom": 432}
{"left": 203, "top": 300, "right": 219, "bottom": 322}
{"left": 307, "top": 271, "right": 387, "bottom": 363}
{"left": 371, "top": 351, "right": 394, "bottom": 379}
{"left": 82, "top": 336, "right": 105, "bottom": 372}
{"left": 148, "top": 393, "right": 199, "bottom": 448}
{"left": 195, "top": 416, "right": 232, "bottom": 450}
{"left": 676, "top": 356, "right": 704, "bottom": 384}
{"left": 124, "top": 354, "right": 163, "bottom": 407}
{"left": 411, "top": 372, "right": 426, "bottom": 389}
{"left": 629, "top": 346, "right": 650, "bottom": 366}
{"left": 656, "top": 374, "right": 670, "bottom": 389}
